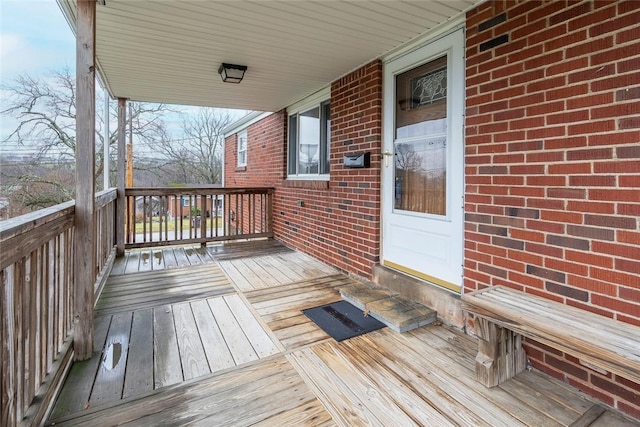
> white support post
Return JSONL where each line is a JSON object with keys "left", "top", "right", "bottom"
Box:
{"left": 103, "top": 88, "right": 110, "bottom": 190}
{"left": 116, "top": 98, "right": 127, "bottom": 256}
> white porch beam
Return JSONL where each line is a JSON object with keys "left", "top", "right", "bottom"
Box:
{"left": 116, "top": 98, "right": 126, "bottom": 256}
{"left": 103, "top": 88, "right": 110, "bottom": 190}
{"left": 73, "top": 0, "right": 96, "bottom": 361}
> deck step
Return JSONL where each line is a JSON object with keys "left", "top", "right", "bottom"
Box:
{"left": 340, "top": 283, "right": 437, "bottom": 333}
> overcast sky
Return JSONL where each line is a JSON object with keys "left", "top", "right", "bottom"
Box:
{"left": 0, "top": 1, "right": 247, "bottom": 152}
{"left": 1, "top": 1, "right": 77, "bottom": 147}
{"left": 1, "top": 1, "right": 76, "bottom": 82}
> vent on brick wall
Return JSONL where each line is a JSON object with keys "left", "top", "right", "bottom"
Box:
{"left": 480, "top": 34, "right": 509, "bottom": 52}
{"left": 478, "top": 12, "right": 509, "bottom": 52}
{"left": 478, "top": 13, "right": 506, "bottom": 32}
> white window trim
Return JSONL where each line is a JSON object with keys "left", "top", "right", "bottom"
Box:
{"left": 287, "top": 174, "right": 331, "bottom": 182}
{"left": 287, "top": 101, "right": 330, "bottom": 179}
{"left": 237, "top": 129, "right": 247, "bottom": 167}
{"left": 288, "top": 87, "right": 330, "bottom": 115}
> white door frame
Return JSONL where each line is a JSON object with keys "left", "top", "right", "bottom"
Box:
{"left": 381, "top": 28, "right": 465, "bottom": 293}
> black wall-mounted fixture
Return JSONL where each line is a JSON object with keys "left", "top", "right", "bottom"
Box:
{"left": 344, "top": 152, "right": 371, "bottom": 168}
{"left": 218, "top": 63, "right": 247, "bottom": 84}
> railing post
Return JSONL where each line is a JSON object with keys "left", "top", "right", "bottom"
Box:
{"left": 1, "top": 269, "right": 16, "bottom": 426}
{"left": 200, "top": 194, "right": 207, "bottom": 247}
{"left": 116, "top": 98, "right": 126, "bottom": 256}
{"left": 74, "top": 0, "right": 96, "bottom": 361}
{"left": 268, "top": 188, "right": 274, "bottom": 237}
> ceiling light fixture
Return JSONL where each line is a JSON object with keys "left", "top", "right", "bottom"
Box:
{"left": 218, "top": 63, "right": 247, "bottom": 84}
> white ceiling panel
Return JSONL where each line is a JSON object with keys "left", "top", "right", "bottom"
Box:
{"left": 59, "top": 0, "right": 481, "bottom": 111}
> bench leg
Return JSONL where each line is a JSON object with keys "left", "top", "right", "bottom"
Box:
{"left": 474, "top": 317, "right": 527, "bottom": 387}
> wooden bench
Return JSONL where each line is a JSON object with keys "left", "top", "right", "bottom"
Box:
{"left": 461, "top": 285, "right": 640, "bottom": 388}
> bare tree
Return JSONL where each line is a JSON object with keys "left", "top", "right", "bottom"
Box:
{"left": 395, "top": 143, "right": 424, "bottom": 172}
{"left": 8, "top": 168, "right": 75, "bottom": 211}
{"left": 154, "top": 108, "right": 233, "bottom": 184}
{"left": 1, "top": 68, "right": 174, "bottom": 212}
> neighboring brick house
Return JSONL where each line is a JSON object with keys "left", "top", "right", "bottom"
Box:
{"left": 225, "top": 1, "right": 639, "bottom": 418}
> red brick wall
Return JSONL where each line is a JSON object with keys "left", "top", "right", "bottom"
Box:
{"left": 225, "top": 61, "right": 383, "bottom": 279}
{"left": 465, "top": 0, "right": 639, "bottom": 417}
{"left": 224, "top": 113, "right": 287, "bottom": 234}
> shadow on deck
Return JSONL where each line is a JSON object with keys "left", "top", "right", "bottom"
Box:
{"left": 47, "top": 240, "right": 637, "bottom": 426}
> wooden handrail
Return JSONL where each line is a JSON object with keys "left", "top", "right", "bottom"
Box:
{"left": 0, "top": 188, "right": 117, "bottom": 427}
{"left": 95, "top": 188, "right": 117, "bottom": 210}
{"left": 124, "top": 187, "right": 274, "bottom": 249}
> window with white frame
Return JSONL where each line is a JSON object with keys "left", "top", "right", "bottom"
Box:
{"left": 237, "top": 129, "right": 247, "bottom": 167}
{"left": 288, "top": 100, "right": 330, "bottom": 177}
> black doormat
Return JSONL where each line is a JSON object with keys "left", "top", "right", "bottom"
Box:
{"left": 303, "top": 300, "right": 385, "bottom": 342}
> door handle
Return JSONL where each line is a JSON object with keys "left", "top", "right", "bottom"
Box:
{"left": 383, "top": 150, "right": 393, "bottom": 167}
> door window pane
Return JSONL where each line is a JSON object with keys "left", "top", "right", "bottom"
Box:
{"left": 394, "top": 137, "right": 446, "bottom": 215}
{"left": 394, "top": 55, "right": 447, "bottom": 216}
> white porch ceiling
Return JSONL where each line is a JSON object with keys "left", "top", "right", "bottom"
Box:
{"left": 59, "top": 0, "right": 480, "bottom": 112}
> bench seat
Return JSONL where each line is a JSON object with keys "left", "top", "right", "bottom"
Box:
{"left": 461, "top": 285, "right": 640, "bottom": 387}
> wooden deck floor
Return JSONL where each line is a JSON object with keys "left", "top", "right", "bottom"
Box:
{"left": 48, "top": 241, "right": 638, "bottom": 426}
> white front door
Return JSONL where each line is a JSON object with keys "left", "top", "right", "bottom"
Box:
{"left": 382, "top": 29, "right": 465, "bottom": 293}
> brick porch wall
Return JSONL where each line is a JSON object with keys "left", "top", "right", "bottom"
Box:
{"left": 224, "top": 61, "right": 383, "bottom": 279}
{"left": 464, "top": 0, "right": 639, "bottom": 417}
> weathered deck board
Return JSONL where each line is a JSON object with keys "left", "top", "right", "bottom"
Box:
{"left": 242, "top": 257, "right": 282, "bottom": 288}
{"left": 429, "top": 326, "right": 603, "bottom": 421}
{"left": 207, "top": 297, "right": 259, "bottom": 365}
{"left": 173, "top": 302, "right": 211, "bottom": 380}
{"left": 190, "top": 299, "right": 235, "bottom": 372}
{"left": 388, "top": 328, "right": 562, "bottom": 426}
{"left": 283, "top": 251, "right": 336, "bottom": 276}
{"left": 49, "top": 316, "right": 111, "bottom": 419}
{"left": 226, "top": 257, "right": 271, "bottom": 290}
{"left": 49, "top": 242, "right": 640, "bottom": 427}
{"left": 339, "top": 337, "right": 489, "bottom": 426}
{"left": 217, "top": 259, "right": 253, "bottom": 291}
{"left": 89, "top": 312, "right": 132, "bottom": 406}
{"left": 514, "top": 373, "right": 594, "bottom": 415}
{"left": 111, "top": 245, "right": 212, "bottom": 276}
{"left": 153, "top": 305, "right": 183, "bottom": 389}
{"left": 224, "top": 294, "right": 280, "bottom": 358}
{"left": 48, "top": 357, "right": 329, "bottom": 427}
{"left": 171, "top": 247, "right": 192, "bottom": 268}
{"left": 243, "top": 274, "right": 357, "bottom": 350}
{"left": 261, "top": 254, "right": 306, "bottom": 282}
{"left": 218, "top": 251, "right": 337, "bottom": 292}
{"left": 182, "top": 245, "right": 212, "bottom": 265}
{"left": 590, "top": 411, "right": 639, "bottom": 427}
{"left": 207, "top": 239, "right": 292, "bottom": 261}
{"left": 161, "top": 247, "right": 180, "bottom": 269}
{"left": 122, "top": 309, "right": 154, "bottom": 399}
{"left": 111, "top": 240, "right": 289, "bottom": 277}
{"left": 135, "top": 249, "right": 153, "bottom": 273}
{"left": 95, "top": 263, "right": 234, "bottom": 316}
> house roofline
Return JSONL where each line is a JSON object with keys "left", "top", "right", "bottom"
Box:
{"left": 224, "top": 112, "right": 272, "bottom": 138}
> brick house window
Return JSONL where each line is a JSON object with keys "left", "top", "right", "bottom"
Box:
{"left": 237, "top": 129, "right": 247, "bottom": 167}
{"left": 288, "top": 100, "right": 330, "bottom": 178}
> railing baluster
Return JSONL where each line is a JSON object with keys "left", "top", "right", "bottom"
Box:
{"left": 121, "top": 187, "right": 273, "bottom": 248}
{"left": 132, "top": 196, "right": 137, "bottom": 244}
{"left": 163, "top": 196, "right": 168, "bottom": 242}
{"left": 2, "top": 266, "right": 16, "bottom": 427}
{"left": 200, "top": 195, "right": 207, "bottom": 242}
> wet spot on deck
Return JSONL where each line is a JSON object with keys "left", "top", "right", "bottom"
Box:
{"left": 103, "top": 342, "right": 122, "bottom": 370}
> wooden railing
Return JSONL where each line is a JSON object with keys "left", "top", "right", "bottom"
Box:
{"left": 125, "top": 187, "right": 274, "bottom": 248}
{"left": 0, "top": 188, "right": 117, "bottom": 427}
{"left": 94, "top": 189, "right": 118, "bottom": 296}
